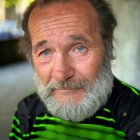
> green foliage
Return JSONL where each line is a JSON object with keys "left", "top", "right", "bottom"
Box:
{"left": 6, "top": 0, "right": 18, "bottom": 8}
{"left": 5, "top": 0, "right": 34, "bottom": 8}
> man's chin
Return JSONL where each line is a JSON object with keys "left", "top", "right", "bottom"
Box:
{"left": 52, "top": 88, "right": 85, "bottom": 105}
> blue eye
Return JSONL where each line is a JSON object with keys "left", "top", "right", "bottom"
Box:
{"left": 41, "top": 50, "right": 50, "bottom": 56}
{"left": 75, "top": 46, "right": 86, "bottom": 53}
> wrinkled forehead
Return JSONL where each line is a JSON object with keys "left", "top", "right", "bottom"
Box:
{"left": 27, "top": 0, "right": 101, "bottom": 47}
{"left": 28, "top": 0, "right": 99, "bottom": 31}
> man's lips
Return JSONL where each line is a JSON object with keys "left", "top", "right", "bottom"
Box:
{"left": 52, "top": 89, "right": 80, "bottom": 95}
{"left": 52, "top": 88, "right": 85, "bottom": 103}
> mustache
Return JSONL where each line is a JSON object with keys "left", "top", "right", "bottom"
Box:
{"left": 45, "top": 80, "right": 90, "bottom": 90}
{"left": 38, "top": 80, "right": 92, "bottom": 99}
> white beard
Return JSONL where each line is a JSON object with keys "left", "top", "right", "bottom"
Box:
{"left": 34, "top": 57, "right": 113, "bottom": 122}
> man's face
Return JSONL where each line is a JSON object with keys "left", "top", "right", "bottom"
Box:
{"left": 28, "top": 0, "right": 113, "bottom": 121}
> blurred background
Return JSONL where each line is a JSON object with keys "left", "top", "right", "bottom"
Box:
{"left": 0, "top": 0, "right": 140, "bottom": 139}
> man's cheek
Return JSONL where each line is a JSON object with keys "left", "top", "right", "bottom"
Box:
{"left": 34, "top": 64, "right": 52, "bottom": 85}
{"left": 77, "top": 60, "right": 100, "bottom": 81}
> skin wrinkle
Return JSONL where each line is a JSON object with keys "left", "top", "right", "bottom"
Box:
{"left": 32, "top": 25, "right": 81, "bottom": 37}
{"left": 29, "top": 1, "right": 109, "bottom": 116}
{"left": 30, "top": 31, "right": 98, "bottom": 51}
{"left": 32, "top": 29, "right": 97, "bottom": 52}
{"left": 30, "top": 17, "right": 95, "bottom": 45}
{"left": 30, "top": 16, "right": 92, "bottom": 40}
{"left": 39, "top": 15, "right": 87, "bottom": 24}
{"left": 29, "top": 1, "right": 98, "bottom": 41}
{"left": 20, "top": 0, "right": 117, "bottom": 63}
{"left": 33, "top": 34, "right": 97, "bottom": 55}
{"left": 33, "top": 47, "right": 103, "bottom": 84}
{"left": 32, "top": 21, "right": 82, "bottom": 35}
{"left": 32, "top": 40, "right": 101, "bottom": 68}
{"left": 31, "top": 24, "right": 95, "bottom": 41}
{"left": 32, "top": 14, "right": 91, "bottom": 33}
{"left": 33, "top": 18, "right": 79, "bottom": 33}
{"left": 35, "top": 14, "right": 88, "bottom": 28}
{"left": 14, "top": 0, "right": 117, "bottom": 123}
{"left": 33, "top": 40, "right": 48, "bottom": 54}
{"left": 35, "top": 46, "right": 104, "bottom": 86}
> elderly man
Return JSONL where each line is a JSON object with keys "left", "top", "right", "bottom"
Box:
{"left": 9, "top": 0, "right": 140, "bottom": 140}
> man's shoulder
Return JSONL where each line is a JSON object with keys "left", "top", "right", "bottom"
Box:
{"left": 18, "top": 92, "right": 40, "bottom": 108}
{"left": 108, "top": 77, "right": 140, "bottom": 125}
{"left": 112, "top": 77, "right": 140, "bottom": 106}
{"left": 17, "top": 92, "right": 46, "bottom": 118}
{"left": 108, "top": 77, "right": 140, "bottom": 139}
{"left": 19, "top": 92, "right": 40, "bottom": 104}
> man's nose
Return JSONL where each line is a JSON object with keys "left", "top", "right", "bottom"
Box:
{"left": 52, "top": 54, "right": 74, "bottom": 81}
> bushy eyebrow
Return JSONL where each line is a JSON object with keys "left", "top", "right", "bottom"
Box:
{"left": 69, "top": 35, "right": 89, "bottom": 43}
{"left": 33, "top": 40, "right": 47, "bottom": 53}
{"left": 32, "top": 34, "right": 90, "bottom": 53}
